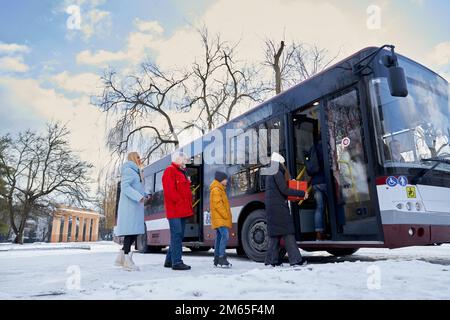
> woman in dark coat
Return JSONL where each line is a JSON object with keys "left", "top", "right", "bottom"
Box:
{"left": 265, "top": 152, "right": 309, "bottom": 267}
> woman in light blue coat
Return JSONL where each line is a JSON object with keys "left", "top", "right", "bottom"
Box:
{"left": 114, "top": 152, "right": 148, "bottom": 271}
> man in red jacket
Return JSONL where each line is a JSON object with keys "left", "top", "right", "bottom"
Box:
{"left": 162, "top": 151, "right": 194, "bottom": 270}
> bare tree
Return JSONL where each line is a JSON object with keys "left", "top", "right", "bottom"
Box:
{"left": 0, "top": 123, "right": 92, "bottom": 244}
{"left": 98, "top": 63, "right": 189, "bottom": 162}
{"left": 264, "top": 38, "right": 340, "bottom": 94}
{"left": 183, "top": 27, "right": 266, "bottom": 132}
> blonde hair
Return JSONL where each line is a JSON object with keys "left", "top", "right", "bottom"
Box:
{"left": 127, "top": 152, "right": 142, "bottom": 168}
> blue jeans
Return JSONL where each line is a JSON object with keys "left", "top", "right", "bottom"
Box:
{"left": 165, "top": 218, "right": 186, "bottom": 266}
{"left": 313, "top": 184, "right": 327, "bottom": 232}
{"left": 214, "top": 227, "right": 229, "bottom": 257}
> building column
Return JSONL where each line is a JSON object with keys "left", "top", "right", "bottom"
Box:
{"left": 91, "top": 218, "right": 99, "bottom": 242}
{"left": 50, "top": 215, "right": 61, "bottom": 243}
{"left": 77, "top": 216, "right": 85, "bottom": 242}
{"left": 85, "top": 218, "right": 92, "bottom": 241}
{"left": 62, "top": 215, "right": 70, "bottom": 242}
{"left": 70, "top": 215, "right": 77, "bottom": 242}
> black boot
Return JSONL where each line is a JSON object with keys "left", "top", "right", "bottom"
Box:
{"left": 290, "top": 259, "right": 307, "bottom": 267}
{"left": 217, "top": 255, "right": 231, "bottom": 268}
{"left": 164, "top": 260, "right": 172, "bottom": 268}
{"left": 172, "top": 262, "right": 191, "bottom": 270}
{"left": 214, "top": 256, "right": 219, "bottom": 266}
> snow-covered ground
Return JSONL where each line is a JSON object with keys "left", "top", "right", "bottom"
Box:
{"left": 1, "top": 241, "right": 449, "bottom": 299}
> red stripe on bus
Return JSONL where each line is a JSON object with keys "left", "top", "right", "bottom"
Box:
{"left": 376, "top": 177, "right": 388, "bottom": 185}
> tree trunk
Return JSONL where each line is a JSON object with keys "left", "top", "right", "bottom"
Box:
{"left": 274, "top": 41, "right": 285, "bottom": 95}
{"left": 13, "top": 231, "right": 23, "bottom": 244}
{"left": 14, "top": 203, "right": 30, "bottom": 244}
{"left": 7, "top": 198, "right": 19, "bottom": 243}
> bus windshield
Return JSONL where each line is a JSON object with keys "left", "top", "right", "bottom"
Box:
{"left": 370, "top": 56, "right": 450, "bottom": 172}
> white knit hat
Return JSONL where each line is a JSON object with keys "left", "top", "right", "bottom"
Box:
{"left": 271, "top": 152, "right": 285, "bottom": 163}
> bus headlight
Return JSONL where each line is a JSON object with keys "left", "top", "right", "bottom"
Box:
{"left": 415, "top": 202, "right": 422, "bottom": 211}
{"left": 406, "top": 202, "right": 413, "bottom": 211}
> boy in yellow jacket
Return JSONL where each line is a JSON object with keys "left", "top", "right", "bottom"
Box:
{"left": 209, "top": 171, "right": 232, "bottom": 268}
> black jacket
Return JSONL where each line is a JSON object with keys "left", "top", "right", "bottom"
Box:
{"left": 265, "top": 163, "right": 305, "bottom": 237}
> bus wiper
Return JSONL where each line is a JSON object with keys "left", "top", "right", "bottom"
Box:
{"left": 411, "top": 157, "right": 450, "bottom": 184}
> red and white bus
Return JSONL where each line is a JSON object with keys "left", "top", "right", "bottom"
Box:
{"left": 115, "top": 46, "right": 450, "bottom": 262}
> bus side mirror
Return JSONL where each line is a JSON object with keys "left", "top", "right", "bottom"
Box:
{"left": 382, "top": 55, "right": 408, "bottom": 97}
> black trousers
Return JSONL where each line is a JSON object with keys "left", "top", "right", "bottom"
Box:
{"left": 122, "top": 235, "right": 137, "bottom": 254}
{"left": 265, "top": 234, "right": 302, "bottom": 265}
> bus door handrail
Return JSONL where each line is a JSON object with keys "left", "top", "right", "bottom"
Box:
{"left": 192, "top": 199, "right": 200, "bottom": 208}
{"left": 295, "top": 165, "right": 312, "bottom": 206}
{"left": 191, "top": 184, "right": 200, "bottom": 195}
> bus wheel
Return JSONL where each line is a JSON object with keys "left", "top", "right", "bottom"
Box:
{"left": 136, "top": 233, "right": 149, "bottom": 253}
{"left": 241, "top": 209, "right": 268, "bottom": 262}
{"left": 326, "top": 248, "right": 359, "bottom": 257}
{"left": 188, "top": 246, "right": 211, "bottom": 252}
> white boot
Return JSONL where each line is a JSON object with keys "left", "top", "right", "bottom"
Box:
{"left": 114, "top": 249, "right": 125, "bottom": 267}
{"left": 123, "top": 252, "right": 140, "bottom": 271}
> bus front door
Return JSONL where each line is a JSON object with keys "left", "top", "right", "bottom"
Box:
{"left": 324, "top": 88, "right": 381, "bottom": 241}
{"left": 290, "top": 112, "right": 320, "bottom": 241}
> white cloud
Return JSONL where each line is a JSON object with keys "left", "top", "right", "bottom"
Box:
{"left": 0, "top": 76, "right": 110, "bottom": 185}
{"left": 51, "top": 71, "right": 102, "bottom": 94}
{"left": 76, "top": 49, "right": 128, "bottom": 66}
{"left": 0, "top": 42, "right": 30, "bottom": 55}
{"left": 81, "top": 9, "right": 112, "bottom": 40}
{"left": 76, "top": 21, "right": 162, "bottom": 66}
{"left": 137, "top": 0, "right": 426, "bottom": 70}
{"left": 0, "top": 56, "right": 29, "bottom": 73}
{"left": 427, "top": 42, "right": 450, "bottom": 67}
{"left": 135, "top": 19, "right": 164, "bottom": 34}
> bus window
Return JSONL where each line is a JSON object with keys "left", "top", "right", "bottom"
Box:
{"left": 230, "top": 170, "right": 249, "bottom": 196}
{"left": 146, "top": 170, "right": 164, "bottom": 216}
{"left": 154, "top": 170, "right": 164, "bottom": 192}
{"left": 144, "top": 173, "right": 154, "bottom": 194}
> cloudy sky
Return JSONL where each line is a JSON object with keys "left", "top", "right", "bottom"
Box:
{"left": 0, "top": 0, "right": 449, "bottom": 186}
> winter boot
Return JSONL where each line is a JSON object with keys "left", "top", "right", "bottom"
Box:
{"left": 123, "top": 253, "right": 140, "bottom": 271}
{"left": 214, "top": 256, "right": 219, "bottom": 267}
{"left": 114, "top": 249, "right": 125, "bottom": 267}
{"left": 164, "top": 260, "right": 172, "bottom": 268}
{"left": 316, "top": 232, "right": 327, "bottom": 241}
{"left": 172, "top": 262, "right": 191, "bottom": 271}
{"left": 265, "top": 262, "right": 283, "bottom": 267}
{"left": 290, "top": 259, "right": 307, "bottom": 267}
{"left": 217, "top": 255, "right": 232, "bottom": 268}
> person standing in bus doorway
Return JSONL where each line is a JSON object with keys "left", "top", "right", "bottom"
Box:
{"left": 114, "top": 152, "right": 149, "bottom": 271}
{"left": 306, "top": 137, "right": 328, "bottom": 241}
{"left": 265, "top": 152, "right": 309, "bottom": 267}
{"left": 210, "top": 171, "right": 232, "bottom": 268}
{"left": 162, "top": 151, "right": 194, "bottom": 271}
